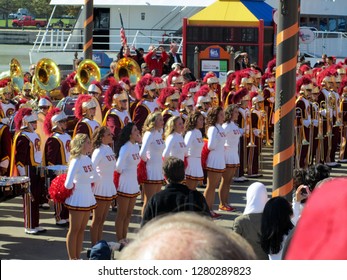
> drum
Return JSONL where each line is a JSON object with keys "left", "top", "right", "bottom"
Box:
{"left": 0, "top": 176, "right": 30, "bottom": 202}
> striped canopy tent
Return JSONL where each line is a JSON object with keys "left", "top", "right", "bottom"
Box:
{"left": 188, "top": 0, "right": 274, "bottom": 27}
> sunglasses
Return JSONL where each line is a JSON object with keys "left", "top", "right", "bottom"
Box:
{"left": 120, "top": 100, "right": 128, "bottom": 103}
{"left": 40, "top": 106, "right": 50, "bottom": 109}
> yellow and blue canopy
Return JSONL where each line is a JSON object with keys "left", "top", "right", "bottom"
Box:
{"left": 188, "top": 0, "right": 274, "bottom": 27}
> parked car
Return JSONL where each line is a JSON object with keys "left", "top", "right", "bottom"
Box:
{"left": 12, "top": 16, "right": 47, "bottom": 28}
{"left": 62, "top": 14, "right": 75, "bottom": 19}
{"left": 8, "top": 12, "right": 26, "bottom": 19}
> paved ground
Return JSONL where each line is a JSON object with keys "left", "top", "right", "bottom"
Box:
{"left": 0, "top": 147, "right": 346, "bottom": 260}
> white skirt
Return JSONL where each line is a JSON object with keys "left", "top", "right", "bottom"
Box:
{"left": 65, "top": 183, "right": 97, "bottom": 211}
{"left": 185, "top": 157, "right": 204, "bottom": 180}
{"left": 146, "top": 160, "right": 164, "bottom": 183}
{"left": 206, "top": 150, "right": 226, "bottom": 172}
{"left": 93, "top": 178, "right": 117, "bottom": 201}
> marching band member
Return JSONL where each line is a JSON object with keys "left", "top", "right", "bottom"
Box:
{"left": 233, "top": 88, "right": 249, "bottom": 182}
{"left": 194, "top": 85, "right": 212, "bottom": 118}
{"left": 64, "top": 133, "right": 97, "bottom": 259}
{"left": 0, "top": 119, "right": 12, "bottom": 176}
{"left": 90, "top": 127, "right": 117, "bottom": 246}
{"left": 157, "top": 87, "right": 180, "bottom": 126}
{"left": 11, "top": 108, "right": 47, "bottom": 235}
{"left": 43, "top": 108, "right": 71, "bottom": 226}
{"left": 115, "top": 123, "right": 142, "bottom": 245}
{"left": 220, "top": 104, "right": 242, "bottom": 211}
{"left": 183, "top": 111, "right": 204, "bottom": 190}
{"left": 179, "top": 81, "right": 199, "bottom": 121}
{"left": 0, "top": 82, "right": 16, "bottom": 120}
{"left": 132, "top": 75, "right": 158, "bottom": 132}
{"left": 203, "top": 72, "right": 220, "bottom": 108}
{"left": 204, "top": 107, "right": 226, "bottom": 218}
{"left": 139, "top": 112, "right": 165, "bottom": 215}
{"left": 103, "top": 81, "right": 131, "bottom": 150}
{"left": 167, "top": 71, "right": 184, "bottom": 92}
{"left": 339, "top": 79, "right": 347, "bottom": 162}
{"left": 162, "top": 116, "right": 187, "bottom": 161}
{"left": 37, "top": 96, "right": 53, "bottom": 157}
{"left": 262, "top": 73, "right": 276, "bottom": 142}
{"left": 73, "top": 94, "right": 100, "bottom": 139}
{"left": 248, "top": 93, "right": 265, "bottom": 177}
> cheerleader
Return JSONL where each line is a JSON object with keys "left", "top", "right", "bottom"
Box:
{"left": 43, "top": 108, "right": 71, "bottom": 226}
{"left": 115, "top": 123, "right": 142, "bottom": 245}
{"left": 162, "top": 116, "right": 187, "bottom": 161}
{"left": 64, "top": 134, "right": 97, "bottom": 260}
{"left": 139, "top": 112, "right": 165, "bottom": 215}
{"left": 220, "top": 104, "right": 242, "bottom": 211}
{"left": 11, "top": 108, "right": 47, "bottom": 234}
{"left": 73, "top": 95, "right": 100, "bottom": 139}
{"left": 183, "top": 111, "right": 204, "bottom": 190}
{"left": 90, "top": 127, "right": 117, "bottom": 246}
{"left": 204, "top": 107, "right": 226, "bottom": 218}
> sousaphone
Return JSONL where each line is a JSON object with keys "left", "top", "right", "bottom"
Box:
{"left": 114, "top": 57, "right": 141, "bottom": 85}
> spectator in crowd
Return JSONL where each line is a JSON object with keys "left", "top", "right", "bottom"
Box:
{"left": 142, "top": 157, "right": 210, "bottom": 226}
{"left": 260, "top": 197, "right": 294, "bottom": 260}
{"left": 233, "top": 182, "right": 269, "bottom": 260}
{"left": 121, "top": 212, "right": 256, "bottom": 260}
{"left": 144, "top": 45, "right": 168, "bottom": 77}
{"left": 286, "top": 177, "right": 347, "bottom": 260}
{"left": 168, "top": 43, "right": 182, "bottom": 70}
{"left": 141, "top": 63, "right": 151, "bottom": 76}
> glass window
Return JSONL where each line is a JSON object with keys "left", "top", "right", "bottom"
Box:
{"left": 328, "top": 18, "right": 337, "bottom": 31}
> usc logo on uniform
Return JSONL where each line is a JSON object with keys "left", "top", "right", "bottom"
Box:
{"left": 197, "top": 138, "right": 203, "bottom": 143}
{"left": 66, "top": 140, "right": 71, "bottom": 152}
{"left": 83, "top": 164, "right": 93, "bottom": 172}
{"left": 106, "top": 154, "right": 116, "bottom": 161}
{"left": 6, "top": 108, "right": 14, "bottom": 118}
{"left": 34, "top": 138, "right": 41, "bottom": 152}
{"left": 132, "top": 153, "right": 140, "bottom": 160}
{"left": 156, "top": 139, "right": 164, "bottom": 145}
{"left": 124, "top": 116, "right": 129, "bottom": 125}
{"left": 179, "top": 142, "right": 186, "bottom": 148}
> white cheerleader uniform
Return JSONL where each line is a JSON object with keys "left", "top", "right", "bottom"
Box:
{"left": 91, "top": 144, "right": 118, "bottom": 201}
{"left": 116, "top": 141, "right": 141, "bottom": 197}
{"left": 184, "top": 128, "right": 204, "bottom": 180}
{"left": 206, "top": 124, "right": 226, "bottom": 172}
{"left": 162, "top": 132, "right": 187, "bottom": 161}
{"left": 64, "top": 155, "right": 97, "bottom": 211}
{"left": 139, "top": 130, "right": 165, "bottom": 184}
{"left": 223, "top": 121, "right": 242, "bottom": 168}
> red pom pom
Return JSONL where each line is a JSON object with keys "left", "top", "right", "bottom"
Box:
{"left": 137, "top": 159, "right": 147, "bottom": 184}
{"left": 184, "top": 157, "right": 188, "bottom": 169}
{"left": 201, "top": 138, "right": 210, "bottom": 169}
{"left": 113, "top": 171, "right": 120, "bottom": 190}
{"left": 48, "top": 174, "right": 73, "bottom": 203}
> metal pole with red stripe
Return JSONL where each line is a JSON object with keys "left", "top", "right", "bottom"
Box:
{"left": 84, "top": 0, "right": 94, "bottom": 59}
{"left": 272, "top": 0, "right": 299, "bottom": 197}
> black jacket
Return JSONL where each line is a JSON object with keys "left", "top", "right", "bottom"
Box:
{"left": 142, "top": 182, "right": 210, "bottom": 226}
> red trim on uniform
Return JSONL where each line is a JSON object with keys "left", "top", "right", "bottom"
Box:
{"left": 185, "top": 174, "right": 204, "bottom": 181}
{"left": 64, "top": 203, "right": 97, "bottom": 211}
{"left": 226, "top": 164, "right": 240, "bottom": 168}
{"left": 205, "top": 167, "right": 226, "bottom": 173}
{"left": 143, "top": 179, "right": 164, "bottom": 184}
{"left": 117, "top": 191, "right": 140, "bottom": 198}
{"left": 95, "top": 194, "right": 118, "bottom": 201}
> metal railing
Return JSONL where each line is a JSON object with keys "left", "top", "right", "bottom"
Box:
{"left": 299, "top": 29, "right": 347, "bottom": 58}
{"left": 30, "top": 27, "right": 183, "bottom": 54}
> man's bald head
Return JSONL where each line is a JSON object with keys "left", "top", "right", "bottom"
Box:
{"left": 120, "top": 212, "right": 255, "bottom": 260}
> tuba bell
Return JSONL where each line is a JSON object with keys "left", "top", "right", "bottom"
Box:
{"left": 76, "top": 59, "right": 101, "bottom": 91}
{"left": 34, "top": 58, "right": 61, "bottom": 98}
{"left": 10, "top": 58, "right": 24, "bottom": 92}
{"left": 114, "top": 57, "right": 141, "bottom": 85}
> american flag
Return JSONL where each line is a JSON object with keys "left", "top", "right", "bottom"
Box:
{"left": 119, "top": 9, "right": 127, "bottom": 47}
{"left": 120, "top": 27, "right": 127, "bottom": 47}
